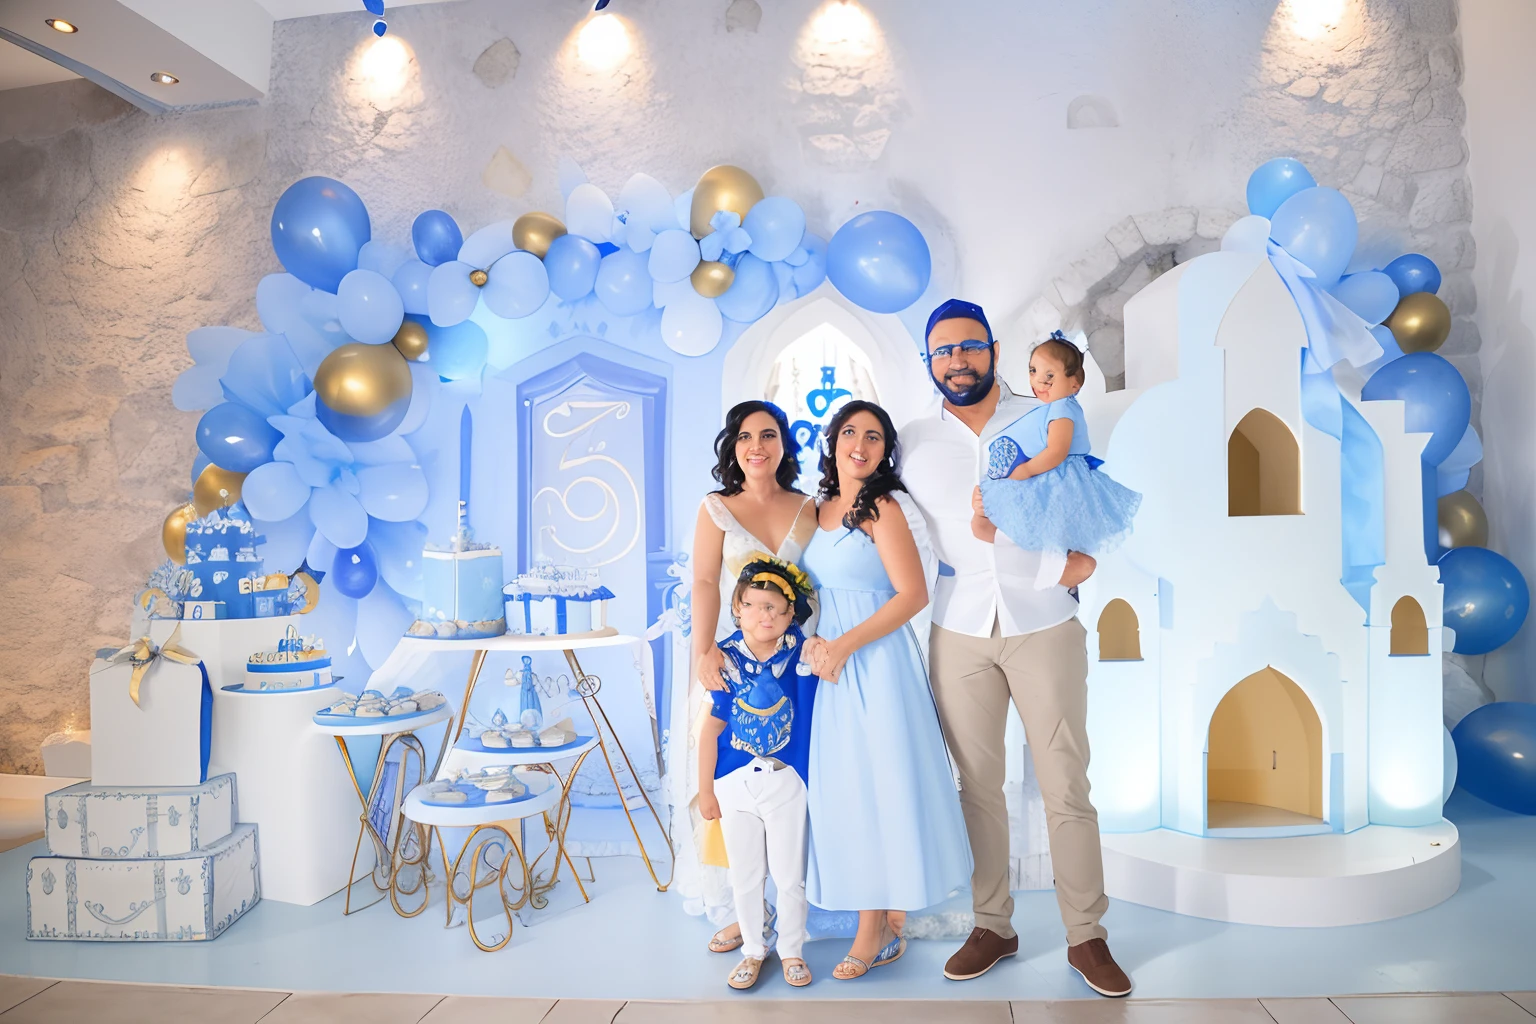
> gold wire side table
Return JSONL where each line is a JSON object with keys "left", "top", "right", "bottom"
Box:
{"left": 314, "top": 702, "right": 454, "bottom": 916}
{"left": 401, "top": 629, "right": 674, "bottom": 893}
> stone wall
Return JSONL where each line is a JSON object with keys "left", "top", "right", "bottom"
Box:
{"left": 0, "top": 0, "right": 1476, "bottom": 772}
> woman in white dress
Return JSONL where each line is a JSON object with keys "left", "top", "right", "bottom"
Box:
{"left": 680, "top": 400, "right": 818, "bottom": 953}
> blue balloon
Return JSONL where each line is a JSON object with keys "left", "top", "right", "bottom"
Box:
{"left": 196, "top": 402, "right": 280, "bottom": 474}
{"left": 316, "top": 397, "right": 409, "bottom": 444}
{"left": 1245, "top": 158, "right": 1317, "bottom": 219}
{"left": 648, "top": 229, "right": 701, "bottom": 283}
{"left": 411, "top": 210, "right": 463, "bottom": 267}
{"left": 392, "top": 259, "right": 431, "bottom": 315}
{"left": 337, "top": 269, "right": 404, "bottom": 345}
{"left": 1452, "top": 702, "right": 1536, "bottom": 814}
{"left": 827, "top": 211, "right": 932, "bottom": 314}
{"left": 1270, "top": 186, "right": 1358, "bottom": 288}
{"left": 544, "top": 234, "right": 601, "bottom": 301}
{"left": 483, "top": 251, "right": 550, "bottom": 319}
{"left": 716, "top": 254, "right": 779, "bottom": 323}
{"left": 744, "top": 197, "right": 807, "bottom": 263}
{"left": 1383, "top": 253, "right": 1442, "bottom": 297}
{"left": 792, "top": 233, "right": 828, "bottom": 297}
{"left": 594, "top": 247, "right": 653, "bottom": 317}
{"left": 1330, "top": 271, "right": 1400, "bottom": 326}
{"left": 1360, "top": 352, "right": 1470, "bottom": 465}
{"left": 429, "top": 319, "right": 488, "bottom": 381}
{"left": 270, "top": 176, "right": 371, "bottom": 293}
{"left": 331, "top": 542, "right": 379, "bottom": 599}
{"left": 1438, "top": 547, "right": 1530, "bottom": 655}
{"left": 191, "top": 453, "right": 210, "bottom": 487}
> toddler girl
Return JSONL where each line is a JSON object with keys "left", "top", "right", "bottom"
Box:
{"left": 974, "top": 332, "right": 1142, "bottom": 589}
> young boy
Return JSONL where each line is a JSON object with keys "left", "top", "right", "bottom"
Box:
{"left": 698, "top": 556, "right": 820, "bottom": 990}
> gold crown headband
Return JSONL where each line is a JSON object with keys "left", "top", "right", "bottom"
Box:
{"left": 749, "top": 572, "right": 796, "bottom": 603}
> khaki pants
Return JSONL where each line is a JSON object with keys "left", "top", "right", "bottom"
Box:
{"left": 929, "top": 618, "right": 1108, "bottom": 946}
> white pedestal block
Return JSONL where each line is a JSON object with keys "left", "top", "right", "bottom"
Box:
{"left": 1101, "top": 820, "right": 1461, "bottom": 927}
{"left": 176, "top": 616, "right": 299, "bottom": 690}
{"left": 209, "top": 684, "right": 355, "bottom": 906}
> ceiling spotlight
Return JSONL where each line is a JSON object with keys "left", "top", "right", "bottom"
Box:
{"left": 149, "top": 71, "right": 179, "bottom": 85}
{"left": 45, "top": 18, "right": 78, "bottom": 33}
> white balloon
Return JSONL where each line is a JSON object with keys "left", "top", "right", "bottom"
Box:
{"left": 618, "top": 173, "right": 677, "bottom": 234}
{"left": 660, "top": 291, "right": 723, "bottom": 357}
{"left": 566, "top": 183, "right": 615, "bottom": 244}
{"left": 1222, "top": 215, "right": 1272, "bottom": 254}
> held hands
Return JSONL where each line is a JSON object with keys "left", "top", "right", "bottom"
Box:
{"left": 699, "top": 788, "right": 721, "bottom": 821}
{"left": 696, "top": 646, "right": 729, "bottom": 692}
{"left": 806, "top": 636, "right": 851, "bottom": 684}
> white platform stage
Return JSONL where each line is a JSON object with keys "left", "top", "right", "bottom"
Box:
{"left": 1101, "top": 820, "right": 1461, "bottom": 927}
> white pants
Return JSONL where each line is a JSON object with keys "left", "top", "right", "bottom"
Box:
{"left": 715, "top": 758, "right": 808, "bottom": 960}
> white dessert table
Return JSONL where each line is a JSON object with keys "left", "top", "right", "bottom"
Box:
{"left": 398, "top": 628, "right": 674, "bottom": 893}
{"left": 402, "top": 772, "right": 559, "bottom": 952}
{"left": 313, "top": 702, "right": 454, "bottom": 916}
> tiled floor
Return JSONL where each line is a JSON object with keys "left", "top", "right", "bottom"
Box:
{"left": 0, "top": 980, "right": 1533, "bottom": 1023}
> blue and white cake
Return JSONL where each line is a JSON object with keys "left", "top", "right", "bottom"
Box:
{"left": 181, "top": 502, "right": 296, "bottom": 621}
{"left": 407, "top": 503, "right": 506, "bottom": 640}
{"left": 244, "top": 626, "right": 332, "bottom": 691}
{"left": 503, "top": 562, "right": 614, "bottom": 636}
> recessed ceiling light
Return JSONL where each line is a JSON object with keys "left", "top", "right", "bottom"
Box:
{"left": 45, "top": 18, "right": 78, "bottom": 33}
{"left": 149, "top": 71, "right": 179, "bottom": 85}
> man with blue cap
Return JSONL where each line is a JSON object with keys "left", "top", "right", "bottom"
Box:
{"left": 902, "top": 299, "right": 1131, "bottom": 997}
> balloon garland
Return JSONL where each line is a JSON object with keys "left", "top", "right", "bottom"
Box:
{"left": 170, "top": 164, "right": 933, "bottom": 679}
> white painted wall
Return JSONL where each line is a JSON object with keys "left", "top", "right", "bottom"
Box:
{"left": 1461, "top": 0, "right": 1536, "bottom": 702}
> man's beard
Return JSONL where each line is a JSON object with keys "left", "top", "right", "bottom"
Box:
{"left": 932, "top": 356, "right": 996, "bottom": 407}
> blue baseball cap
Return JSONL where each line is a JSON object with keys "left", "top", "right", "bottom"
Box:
{"left": 924, "top": 298, "right": 992, "bottom": 346}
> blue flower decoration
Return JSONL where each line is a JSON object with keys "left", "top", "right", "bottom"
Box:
{"left": 698, "top": 210, "right": 753, "bottom": 264}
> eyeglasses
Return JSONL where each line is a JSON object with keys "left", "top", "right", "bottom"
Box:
{"left": 925, "top": 340, "right": 993, "bottom": 365}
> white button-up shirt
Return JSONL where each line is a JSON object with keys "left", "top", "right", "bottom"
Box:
{"left": 901, "top": 382, "right": 1080, "bottom": 638}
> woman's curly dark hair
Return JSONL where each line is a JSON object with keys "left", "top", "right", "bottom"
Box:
{"left": 817, "top": 400, "right": 907, "bottom": 531}
{"left": 712, "top": 401, "right": 802, "bottom": 497}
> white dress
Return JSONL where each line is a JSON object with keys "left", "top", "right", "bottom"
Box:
{"left": 670, "top": 492, "right": 817, "bottom": 927}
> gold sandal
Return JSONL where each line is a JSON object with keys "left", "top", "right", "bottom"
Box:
{"left": 782, "top": 957, "right": 812, "bottom": 987}
{"left": 728, "top": 955, "right": 767, "bottom": 990}
{"left": 833, "top": 934, "right": 906, "bottom": 980}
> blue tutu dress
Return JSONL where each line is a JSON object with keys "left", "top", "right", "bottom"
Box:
{"left": 802, "top": 524, "right": 973, "bottom": 912}
{"left": 978, "top": 395, "right": 1141, "bottom": 574}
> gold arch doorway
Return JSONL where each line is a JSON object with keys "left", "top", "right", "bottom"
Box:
{"left": 1206, "top": 666, "right": 1324, "bottom": 830}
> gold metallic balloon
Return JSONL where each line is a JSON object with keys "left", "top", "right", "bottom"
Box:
{"left": 391, "top": 320, "right": 430, "bottom": 361}
{"left": 1438, "top": 490, "right": 1489, "bottom": 550}
{"left": 513, "top": 212, "right": 567, "bottom": 259}
{"left": 1386, "top": 292, "right": 1452, "bottom": 354}
{"left": 691, "top": 260, "right": 735, "bottom": 298}
{"left": 193, "top": 465, "right": 246, "bottom": 517}
{"left": 161, "top": 502, "right": 198, "bottom": 563}
{"left": 469, "top": 269, "right": 489, "bottom": 287}
{"left": 313, "top": 342, "right": 413, "bottom": 419}
{"left": 689, "top": 165, "right": 764, "bottom": 239}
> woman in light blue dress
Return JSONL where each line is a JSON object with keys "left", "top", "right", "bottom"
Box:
{"left": 800, "top": 401, "right": 973, "bottom": 980}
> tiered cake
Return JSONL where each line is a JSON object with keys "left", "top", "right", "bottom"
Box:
{"left": 503, "top": 562, "right": 614, "bottom": 636}
{"left": 179, "top": 502, "right": 301, "bottom": 621}
{"left": 244, "top": 626, "right": 332, "bottom": 691}
{"left": 407, "top": 501, "right": 507, "bottom": 640}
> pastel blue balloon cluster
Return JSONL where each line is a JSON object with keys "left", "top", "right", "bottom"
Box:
{"left": 1235, "top": 157, "right": 1526, "bottom": 658}
{"left": 177, "top": 169, "right": 933, "bottom": 679}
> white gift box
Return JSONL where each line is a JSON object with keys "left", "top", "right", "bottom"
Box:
{"left": 90, "top": 621, "right": 212, "bottom": 788}
{"left": 26, "top": 824, "right": 259, "bottom": 941}
{"left": 45, "top": 774, "right": 236, "bottom": 860}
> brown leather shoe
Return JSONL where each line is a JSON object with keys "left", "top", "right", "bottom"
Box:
{"left": 1067, "top": 938, "right": 1132, "bottom": 997}
{"left": 943, "top": 927, "right": 1018, "bottom": 980}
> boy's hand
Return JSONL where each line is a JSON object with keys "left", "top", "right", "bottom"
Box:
{"left": 696, "top": 646, "right": 729, "bottom": 691}
{"left": 699, "top": 789, "right": 721, "bottom": 821}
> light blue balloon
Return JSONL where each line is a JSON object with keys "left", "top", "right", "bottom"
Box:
{"left": 242, "top": 460, "right": 311, "bottom": 522}
{"left": 270, "top": 177, "right": 371, "bottom": 293}
{"left": 411, "top": 210, "right": 463, "bottom": 267}
{"left": 716, "top": 254, "right": 779, "bottom": 323}
{"left": 1331, "top": 271, "right": 1400, "bottom": 326}
{"left": 1270, "top": 186, "right": 1358, "bottom": 289}
{"left": 483, "top": 251, "right": 550, "bottom": 319}
{"left": 1438, "top": 547, "right": 1529, "bottom": 656}
{"left": 196, "top": 402, "right": 280, "bottom": 473}
{"left": 332, "top": 541, "right": 379, "bottom": 599}
{"left": 427, "top": 261, "right": 479, "bottom": 327}
{"left": 1384, "top": 253, "right": 1442, "bottom": 297}
{"left": 744, "top": 197, "right": 807, "bottom": 263}
{"left": 1360, "top": 352, "right": 1471, "bottom": 465}
{"left": 221, "top": 334, "right": 311, "bottom": 418}
{"left": 430, "top": 319, "right": 488, "bottom": 381}
{"left": 545, "top": 234, "right": 601, "bottom": 300}
{"left": 1246, "top": 158, "right": 1317, "bottom": 219}
{"left": 1443, "top": 725, "right": 1458, "bottom": 806}
{"left": 250, "top": 511, "right": 313, "bottom": 573}
{"left": 827, "top": 211, "right": 932, "bottom": 314}
{"left": 647, "top": 229, "right": 700, "bottom": 283}
{"left": 368, "top": 517, "right": 426, "bottom": 599}
{"left": 356, "top": 463, "right": 429, "bottom": 522}
{"left": 392, "top": 259, "right": 431, "bottom": 315}
{"left": 660, "top": 291, "right": 723, "bottom": 357}
{"left": 309, "top": 484, "right": 368, "bottom": 549}
{"left": 792, "top": 233, "right": 828, "bottom": 297}
{"left": 337, "top": 269, "right": 405, "bottom": 345}
{"left": 594, "top": 247, "right": 653, "bottom": 316}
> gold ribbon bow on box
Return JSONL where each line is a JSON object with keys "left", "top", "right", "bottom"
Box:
{"left": 105, "top": 625, "right": 201, "bottom": 707}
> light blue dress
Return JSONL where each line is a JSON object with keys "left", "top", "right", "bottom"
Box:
{"left": 803, "top": 524, "right": 973, "bottom": 912}
{"left": 978, "top": 395, "right": 1141, "bottom": 558}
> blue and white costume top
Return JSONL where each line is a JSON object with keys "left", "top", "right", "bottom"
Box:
{"left": 709, "top": 624, "right": 817, "bottom": 785}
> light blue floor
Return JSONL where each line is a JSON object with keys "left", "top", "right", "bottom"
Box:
{"left": 3, "top": 790, "right": 1534, "bottom": 1000}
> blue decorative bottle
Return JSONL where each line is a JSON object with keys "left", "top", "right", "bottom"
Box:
{"left": 517, "top": 655, "right": 543, "bottom": 731}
